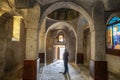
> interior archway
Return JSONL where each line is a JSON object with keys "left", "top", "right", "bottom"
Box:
{"left": 38, "top": 2, "right": 94, "bottom": 64}
{"left": 44, "top": 22, "right": 77, "bottom": 64}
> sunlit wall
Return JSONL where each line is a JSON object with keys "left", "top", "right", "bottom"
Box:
{"left": 12, "top": 16, "right": 22, "bottom": 41}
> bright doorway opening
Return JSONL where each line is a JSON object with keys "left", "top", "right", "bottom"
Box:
{"left": 54, "top": 45, "right": 65, "bottom": 60}
{"left": 59, "top": 47, "right": 65, "bottom": 60}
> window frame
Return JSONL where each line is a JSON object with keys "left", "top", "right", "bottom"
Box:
{"left": 106, "top": 16, "right": 120, "bottom": 56}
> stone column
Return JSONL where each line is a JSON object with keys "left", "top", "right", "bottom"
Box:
{"left": 23, "top": 28, "right": 40, "bottom": 80}
{"left": 39, "top": 33, "right": 45, "bottom": 63}
{"left": 39, "top": 33, "right": 45, "bottom": 53}
{"left": 22, "top": 3, "right": 40, "bottom": 80}
{"left": 90, "top": 25, "right": 108, "bottom": 80}
{"left": 89, "top": 1, "right": 108, "bottom": 80}
{"left": 38, "top": 19, "right": 46, "bottom": 63}
{"left": 26, "top": 28, "right": 38, "bottom": 60}
{"left": 76, "top": 18, "right": 84, "bottom": 64}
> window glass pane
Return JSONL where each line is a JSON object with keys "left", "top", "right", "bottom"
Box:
{"left": 107, "top": 26, "right": 113, "bottom": 49}
{"left": 108, "top": 16, "right": 120, "bottom": 24}
{"left": 59, "top": 35, "right": 63, "bottom": 42}
{"left": 113, "top": 23, "right": 120, "bottom": 49}
{"left": 12, "top": 16, "right": 22, "bottom": 41}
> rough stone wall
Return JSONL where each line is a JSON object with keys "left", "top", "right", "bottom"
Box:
{"left": 0, "top": 17, "right": 6, "bottom": 78}
{"left": 45, "top": 28, "right": 76, "bottom": 63}
{"left": 4, "top": 18, "right": 26, "bottom": 72}
{"left": 77, "top": 16, "right": 88, "bottom": 53}
{"left": 101, "top": 0, "right": 120, "bottom": 11}
{"left": 39, "top": 19, "right": 46, "bottom": 53}
{"left": 67, "top": 32, "right": 76, "bottom": 62}
{"left": 106, "top": 54, "right": 120, "bottom": 77}
{"left": 77, "top": 16, "right": 90, "bottom": 66}
{"left": 0, "top": 13, "right": 26, "bottom": 79}
{"left": 21, "top": 3, "right": 40, "bottom": 60}
{"left": 0, "top": 0, "right": 40, "bottom": 78}
{"left": 46, "top": 32, "right": 54, "bottom": 63}
{"left": 0, "top": 13, "right": 13, "bottom": 78}
{"left": 83, "top": 29, "right": 90, "bottom": 67}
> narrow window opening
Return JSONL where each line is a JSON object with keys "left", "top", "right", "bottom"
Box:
{"left": 12, "top": 16, "right": 22, "bottom": 41}
{"left": 59, "top": 34, "right": 64, "bottom": 42}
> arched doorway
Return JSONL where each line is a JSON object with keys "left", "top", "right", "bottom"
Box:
{"left": 44, "top": 22, "right": 77, "bottom": 64}
{"left": 38, "top": 1, "right": 93, "bottom": 64}
{"left": 38, "top": 1, "right": 107, "bottom": 80}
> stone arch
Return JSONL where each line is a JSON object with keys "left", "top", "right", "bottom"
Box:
{"left": 56, "top": 30, "right": 64, "bottom": 34}
{"left": 38, "top": 1, "right": 93, "bottom": 30}
{"left": 38, "top": 0, "right": 107, "bottom": 62}
{"left": 38, "top": 2, "right": 93, "bottom": 63}
{"left": 44, "top": 21, "right": 77, "bottom": 63}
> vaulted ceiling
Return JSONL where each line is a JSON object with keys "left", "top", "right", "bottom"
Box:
{"left": 37, "top": 0, "right": 120, "bottom": 11}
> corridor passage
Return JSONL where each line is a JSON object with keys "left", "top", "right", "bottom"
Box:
{"left": 40, "top": 60, "right": 83, "bottom": 80}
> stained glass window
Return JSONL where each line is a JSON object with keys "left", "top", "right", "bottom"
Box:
{"left": 107, "top": 16, "right": 120, "bottom": 49}
{"left": 108, "top": 16, "right": 120, "bottom": 24}
{"left": 106, "top": 26, "right": 112, "bottom": 48}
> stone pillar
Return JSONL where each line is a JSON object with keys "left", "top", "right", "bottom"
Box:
{"left": 39, "top": 34, "right": 45, "bottom": 53}
{"left": 76, "top": 19, "right": 84, "bottom": 64}
{"left": 23, "top": 28, "right": 39, "bottom": 80}
{"left": 21, "top": 3, "right": 40, "bottom": 80}
{"left": 89, "top": 1, "right": 108, "bottom": 80}
{"left": 26, "top": 29, "right": 38, "bottom": 60}
{"left": 38, "top": 19, "right": 46, "bottom": 63}
{"left": 90, "top": 29, "right": 108, "bottom": 80}
{"left": 39, "top": 33, "right": 45, "bottom": 63}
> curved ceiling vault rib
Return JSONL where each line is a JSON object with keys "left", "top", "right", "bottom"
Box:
{"left": 38, "top": 1, "right": 93, "bottom": 30}
{"left": 46, "top": 21, "right": 77, "bottom": 40}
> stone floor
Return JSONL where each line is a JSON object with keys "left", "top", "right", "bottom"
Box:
{"left": 2, "top": 60, "right": 120, "bottom": 80}
{"left": 40, "top": 60, "right": 83, "bottom": 80}
{"left": 39, "top": 60, "right": 120, "bottom": 80}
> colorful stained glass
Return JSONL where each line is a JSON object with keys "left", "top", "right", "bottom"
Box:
{"left": 113, "top": 23, "right": 120, "bottom": 49}
{"left": 108, "top": 16, "right": 120, "bottom": 24}
{"left": 107, "top": 26, "right": 112, "bottom": 48}
{"left": 107, "top": 16, "right": 120, "bottom": 49}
